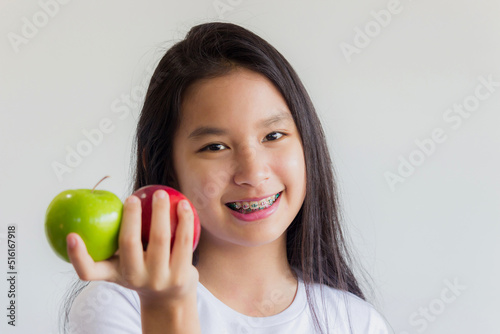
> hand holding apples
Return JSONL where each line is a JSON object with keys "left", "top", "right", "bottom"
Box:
{"left": 69, "top": 187, "right": 199, "bottom": 297}
{"left": 46, "top": 178, "right": 201, "bottom": 304}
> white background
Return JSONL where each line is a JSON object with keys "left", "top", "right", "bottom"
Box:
{"left": 1, "top": 0, "right": 499, "bottom": 333}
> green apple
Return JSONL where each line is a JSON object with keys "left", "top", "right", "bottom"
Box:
{"left": 45, "top": 177, "right": 123, "bottom": 262}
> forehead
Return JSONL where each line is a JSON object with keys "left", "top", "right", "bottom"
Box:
{"left": 177, "top": 68, "right": 295, "bottom": 137}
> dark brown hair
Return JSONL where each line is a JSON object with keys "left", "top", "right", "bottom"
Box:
{"left": 62, "top": 22, "right": 371, "bottom": 334}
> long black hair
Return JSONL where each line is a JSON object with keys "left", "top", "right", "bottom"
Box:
{"left": 62, "top": 22, "right": 373, "bottom": 334}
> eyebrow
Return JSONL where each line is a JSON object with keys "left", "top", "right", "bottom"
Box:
{"left": 187, "top": 110, "right": 294, "bottom": 141}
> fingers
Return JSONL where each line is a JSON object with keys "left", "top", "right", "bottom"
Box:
{"left": 145, "top": 190, "right": 172, "bottom": 278}
{"left": 67, "top": 233, "right": 118, "bottom": 281}
{"left": 170, "top": 200, "right": 194, "bottom": 273}
{"left": 118, "top": 195, "right": 145, "bottom": 284}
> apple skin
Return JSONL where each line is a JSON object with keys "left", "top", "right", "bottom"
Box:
{"left": 132, "top": 185, "right": 201, "bottom": 251}
{"left": 45, "top": 189, "right": 123, "bottom": 262}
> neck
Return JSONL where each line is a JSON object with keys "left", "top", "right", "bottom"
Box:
{"left": 194, "top": 232, "right": 298, "bottom": 317}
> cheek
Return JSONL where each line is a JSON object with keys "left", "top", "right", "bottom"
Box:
{"left": 178, "top": 162, "right": 229, "bottom": 211}
{"left": 274, "top": 144, "right": 306, "bottom": 185}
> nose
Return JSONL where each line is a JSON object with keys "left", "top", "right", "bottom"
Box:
{"left": 232, "top": 144, "right": 270, "bottom": 187}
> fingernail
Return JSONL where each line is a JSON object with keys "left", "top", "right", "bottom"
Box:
{"left": 67, "top": 235, "right": 76, "bottom": 249}
{"left": 181, "top": 200, "right": 190, "bottom": 210}
{"left": 127, "top": 195, "right": 139, "bottom": 204}
{"left": 155, "top": 190, "right": 166, "bottom": 199}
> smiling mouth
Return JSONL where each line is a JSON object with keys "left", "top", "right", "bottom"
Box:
{"left": 225, "top": 191, "right": 282, "bottom": 214}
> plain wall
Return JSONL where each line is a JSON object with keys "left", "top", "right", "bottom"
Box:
{"left": 1, "top": 0, "right": 499, "bottom": 333}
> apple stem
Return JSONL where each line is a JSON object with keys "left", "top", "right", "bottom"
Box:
{"left": 92, "top": 176, "right": 110, "bottom": 193}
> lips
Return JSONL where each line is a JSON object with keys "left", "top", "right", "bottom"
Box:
{"left": 226, "top": 192, "right": 281, "bottom": 214}
{"left": 226, "top": 191, "right": 283, "bottom": 222}
{"left": 225, "top": 191, "right": 282, "bottom": 204}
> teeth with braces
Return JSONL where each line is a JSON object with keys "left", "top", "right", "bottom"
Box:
{"left": 227, "top": 192, "right": 281, "bottom": 214}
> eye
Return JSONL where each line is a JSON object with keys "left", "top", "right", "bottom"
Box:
{"left": 199, "top": 132, "right": 286, "bottom": 153}
{"left": 199, "top": 143, "right": 227, "bottom": 152}
{"left": 264, "top": 131, "right": 285, "bottom": 142}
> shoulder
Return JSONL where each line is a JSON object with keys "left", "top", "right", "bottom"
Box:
{"left": 307, "top": 283, "right": 392, "bottom": 333}
{"left": 68, "top": 280, "right": 141, "bottom": 334}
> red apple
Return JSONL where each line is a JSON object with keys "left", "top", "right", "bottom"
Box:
{"left": 132, "top": 185, "right": 201, "bottom": 251}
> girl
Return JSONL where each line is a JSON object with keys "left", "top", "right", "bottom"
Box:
{"left": 64, "top": 22, "right": 392, "bottom": 334}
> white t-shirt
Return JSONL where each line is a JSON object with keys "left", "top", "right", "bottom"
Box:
{"left": 68, "top": 277, "right": 391, "bottom": 334}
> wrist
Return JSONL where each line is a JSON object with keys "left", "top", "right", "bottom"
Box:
{"left": 140, "top": 294, "right": 200, "bottom": 333}
{"left": 140, "top": 292, "right": 197, "bottom": 313}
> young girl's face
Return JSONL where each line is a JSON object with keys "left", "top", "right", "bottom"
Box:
{"left": 172, "top": 68, "right": 306, "bottom": 248}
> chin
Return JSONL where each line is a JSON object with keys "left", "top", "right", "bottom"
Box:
{"left": 200, "top": 223, "right": 287, "bottom": 250}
